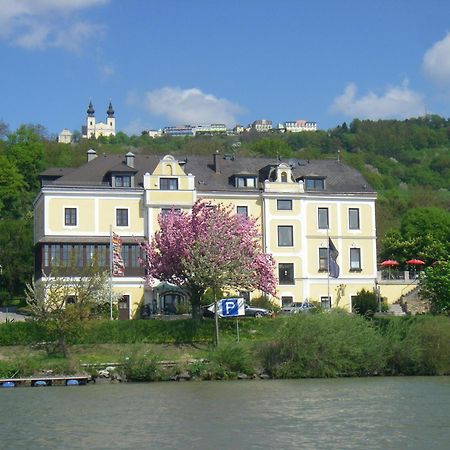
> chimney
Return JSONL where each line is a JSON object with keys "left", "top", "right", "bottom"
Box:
{"left": 87, "top": 149, "right": 97, "bottom": 162}
{"left": 213, "top": 150, "right": 221, "bottom": 173}
{"left": 125, "top": 151, "right": 135, "bottom": 168}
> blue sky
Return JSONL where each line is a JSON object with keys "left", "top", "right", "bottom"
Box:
{"left": 1, "top": 0, "right": 450, "bottom": 137}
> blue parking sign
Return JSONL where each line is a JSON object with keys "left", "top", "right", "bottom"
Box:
{"left": 219, "top": 298, "right": 245, "bottom": 317}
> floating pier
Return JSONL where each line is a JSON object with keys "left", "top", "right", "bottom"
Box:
{"left": 1, "top": 375, "right": 91, "bottom": 388}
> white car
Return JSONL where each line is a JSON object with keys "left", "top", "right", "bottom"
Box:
{"left": 281, "top": 302, "right": 315, "bottom": 314}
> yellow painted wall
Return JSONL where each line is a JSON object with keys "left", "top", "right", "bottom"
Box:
{"left": 304, "top": 202, "right": 338, "bottom": 235}
{"left": 146, "top": 190, "right": 195, "bottom": 206}
{"left": 113, "top": 285, "right": 144, "bottom": 319}
{"left": 98, "top": 198, "right": 143, "bottom": 234}
{"left": 379, "top": 283, "right": 418, "bottom": 305}
{"left": 47, "top": 197, "right": 96, "bottom": 232}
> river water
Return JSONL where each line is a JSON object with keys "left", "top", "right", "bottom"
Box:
{"left": 1, "top": 377, "right": 449, "bottom": 449}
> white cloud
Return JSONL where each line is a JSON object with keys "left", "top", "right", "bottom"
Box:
{"left": 423, "top": 33, "right": 450, "bottom": 85}
{"left": 329, "top": 81, "right": 426, "bottom": 120}
{"left": 0, "top": 0, "right": 108, "bottom": 52}
{"left": 137, "top": 86, "right": 243, "bottom": 127}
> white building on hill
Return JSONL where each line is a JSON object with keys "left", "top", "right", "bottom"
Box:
{"left": 81, "top": 101, "right": 116, "bottom": 139}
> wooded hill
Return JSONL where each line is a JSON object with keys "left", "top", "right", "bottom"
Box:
{"left": 0, "top": 116, "right": 449, "bottom": 301}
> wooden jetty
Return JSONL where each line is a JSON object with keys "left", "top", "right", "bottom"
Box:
{"left": 1, "top": 375, "right": 91, "bottom": 387}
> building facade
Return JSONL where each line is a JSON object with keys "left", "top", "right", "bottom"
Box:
{"left": 81, "top": 101, "right": 116, "bottom": 139}
{"left": 34, "top": 151, "right": 379, "bottom": 319}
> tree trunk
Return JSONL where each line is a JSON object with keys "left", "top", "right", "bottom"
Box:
{"left": 190, "top": 286, "right": 205, "bottom": 321}
{"left": 57, "top": 329, "right": 70, "bottom": 358}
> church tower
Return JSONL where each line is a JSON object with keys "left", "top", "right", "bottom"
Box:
{"left": 86, "top": 101, "right": 96, "bottom": 138}
{"left": 81, "top": 100, "right": 116, "bottom": 139}
{"left": 106, "top": 101, "right": 116, "bottom": 136}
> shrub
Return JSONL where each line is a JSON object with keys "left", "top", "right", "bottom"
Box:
{"left": 412, "top": 316, "right": 450, "bottom": 375}
{"left": 352, "top": 289, "right": 379, "bottom": 316}
{"left": 122, "top": 351, "right": 160, "bottom": 382}
{"left": 378, "top": 316, "right": 450, "bottom": 375}
{"left": 208, "top": 342, "right": 255, "bottom": 376}
{"left": 250, "top": 296, "right": 281, "bottom": 313}
{"left": 258, "top": 312, "right": 386, "bottom": 378}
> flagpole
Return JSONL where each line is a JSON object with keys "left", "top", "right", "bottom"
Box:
{"left": 327, "top": 228, "right": 330, "bottom": 305}
{"left": 109, "top": 224, "right": 113, "bottom": 320}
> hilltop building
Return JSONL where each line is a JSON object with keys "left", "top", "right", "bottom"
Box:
{"left": 34, "top": 150, "right": 402, "bottom": 319}
{"left": 251, "top": 119, "right": 273, "bottom": 132}
{"left": 280, "top": 120, "right": 317, "bottom": 132}
{"left": 81, "top": 101, "right": 116, "bottom": 139}
{"left": 57, "top": 128, "right": 73, "bottom": 144}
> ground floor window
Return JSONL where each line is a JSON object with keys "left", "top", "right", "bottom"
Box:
{"left": 281, "top": 296, "right": 293, "bottom": 307}
{"left": 161, "top": 293, "right": 187, "bottom": 315}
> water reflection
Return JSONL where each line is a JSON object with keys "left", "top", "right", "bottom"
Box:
{"left": 1, "top": 377, "right": 449, "bottom": 449}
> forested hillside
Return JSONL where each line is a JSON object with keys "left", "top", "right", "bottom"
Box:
{"left": 0, "top": 116, "right": 449, "bottom": 302}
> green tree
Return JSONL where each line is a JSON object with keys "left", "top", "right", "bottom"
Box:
{"left": 0, "top": 218, "right": 33, "bottom": 303}
{"left": 0, "top": 155, "right": 27, "bottom": 219}
{"left": 6, "top": 124, "right": 46, "bottom": 193}
{"left": 419, "top": 261, "right": 450, "bottom": 314}
{"left": 351, "top": 289, "right": 379, "bottom": 316}
{"left": 25, "top": 262, "right": 112, "bottom": 357}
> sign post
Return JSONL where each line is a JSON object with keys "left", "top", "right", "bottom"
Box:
{"left": 208, "top": 298, "right": 245, "bottom": 342}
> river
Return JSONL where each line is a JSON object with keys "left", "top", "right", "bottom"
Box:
{"left": 1, "top": 377, "right": 449, "bottom": 449}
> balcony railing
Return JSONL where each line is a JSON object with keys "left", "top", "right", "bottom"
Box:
{"left": 378, "top": 270, "right": 421, "bottom": 282}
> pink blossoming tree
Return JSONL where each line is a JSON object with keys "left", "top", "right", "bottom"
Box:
{"left": 140, "top": 200, "right": 277, "bottom": 320}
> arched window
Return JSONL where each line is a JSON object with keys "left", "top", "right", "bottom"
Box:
{"left": 281, "top": 172, "right": 287, "bottom": 182}
{"left": 165, "top": 164, "right": 173, "bottom": 175}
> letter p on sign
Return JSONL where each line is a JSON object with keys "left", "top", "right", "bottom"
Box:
{"left": 223, "top": 299, "right": 238, "bottom": 316}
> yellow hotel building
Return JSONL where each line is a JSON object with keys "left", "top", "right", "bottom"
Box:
{"left": 34, "top": 150, "right": 380, "bottom": 319}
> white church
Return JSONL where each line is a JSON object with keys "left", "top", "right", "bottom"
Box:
{"left": 57, "top": 101, "right": 116, "bottom": 143}
{"left": 81, "top": 101, "right": 116, "bottom": 139}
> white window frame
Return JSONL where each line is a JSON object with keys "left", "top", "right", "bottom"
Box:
{"left": 236, "top": 205, "right": 248, "bottom": 217}
{"left": 278, "top": 225, "right": 294, "bottom": 247}
{"left": 318, "top": 207, "right": 329, "bottom": 230}
{"left": 64, "top": 207, "right": 78, "bottom": 227}
{"left": 277, "top": 199, "right": 292, "bottom": 210}
{"left": 116, "top": 208, "right": 129, "bottom": 228}
{"left": 349, "top": 208, "right": 360, "bottom": 230}
{"left": 350, "top": 247, "right": 362, "bottom": 271}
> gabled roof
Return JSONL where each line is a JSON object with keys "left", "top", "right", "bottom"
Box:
{"left": 42, "top": 153, "right": 375, "bottom": 194}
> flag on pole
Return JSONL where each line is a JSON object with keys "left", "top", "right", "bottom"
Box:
{"left": 328, "top": 238, "right": 339, "bottom": 278}
{"left": 112, "top": 232, "right": 125, "bottom": 276}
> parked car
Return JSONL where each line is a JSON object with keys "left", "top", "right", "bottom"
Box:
{"left": 281, "top": 302, "right": 315, "bottom": 314}
{"left": 202, "top": 302, "right": 272, "bottom": 318}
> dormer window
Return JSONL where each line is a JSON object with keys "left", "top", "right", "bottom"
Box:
{"left": 235, "top": 176, "right": 256, "bottom": 188}
{"left": 305, "top": 177, "right": 325, "bottom": 190}
{"left": 281, "top": 172, "right": 288, "bottom": 182}
{"left": 115, "top": 175, "right": 131, "bottom": 187}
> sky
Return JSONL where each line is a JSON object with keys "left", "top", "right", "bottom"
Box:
{"left": 1, "top": 0, "right": 450, "bottom": 137}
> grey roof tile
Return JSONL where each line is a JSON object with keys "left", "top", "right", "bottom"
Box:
{"left": 43, "top": 153, "right": 375, "bottom": 194}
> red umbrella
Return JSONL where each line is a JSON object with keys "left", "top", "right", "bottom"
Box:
{"left": 380, "top": 259, "right": 399, "bottom": 267}
{"left": 406, "top": 259, "right": 425, "bottom": 265}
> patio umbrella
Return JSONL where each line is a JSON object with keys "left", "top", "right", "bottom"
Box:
{"left": 406, "top": 259, "right": 425, "bottom": 265}
{"left": 380, "top": 259, "right": 399, "bottom": 279}
{"left": 380, "top": 259, "right": 399, "bottom": 267}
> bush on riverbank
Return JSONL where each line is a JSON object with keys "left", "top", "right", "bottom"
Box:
{"left": 1, "top": 314, "right": 449, "bottom": 379}
{"left": 258, "top": 312, "right": 386, "bottom": 378}
{"left": 0, "top": 317, "right": 275, "bottom": 347}
{"left": 382, "top": 315, "right": 450, "bottom": 375}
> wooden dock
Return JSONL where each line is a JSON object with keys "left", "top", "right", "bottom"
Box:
{"left": 1, "top": 375, "right": 91, "bottom": 387}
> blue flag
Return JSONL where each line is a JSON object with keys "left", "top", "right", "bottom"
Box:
{"left": 328, "top": 238, "right": 339, "bottom": 278}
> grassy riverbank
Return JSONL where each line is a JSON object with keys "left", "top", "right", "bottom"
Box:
{"left": 0, "top": 313, "right": 449, "bottom": 381}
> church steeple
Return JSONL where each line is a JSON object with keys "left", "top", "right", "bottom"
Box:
{"left": 107, "top": 101, "right": 114, "bottom": 118}
{"left": 87, "top": 101, "right": 95, "bottom": 117}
